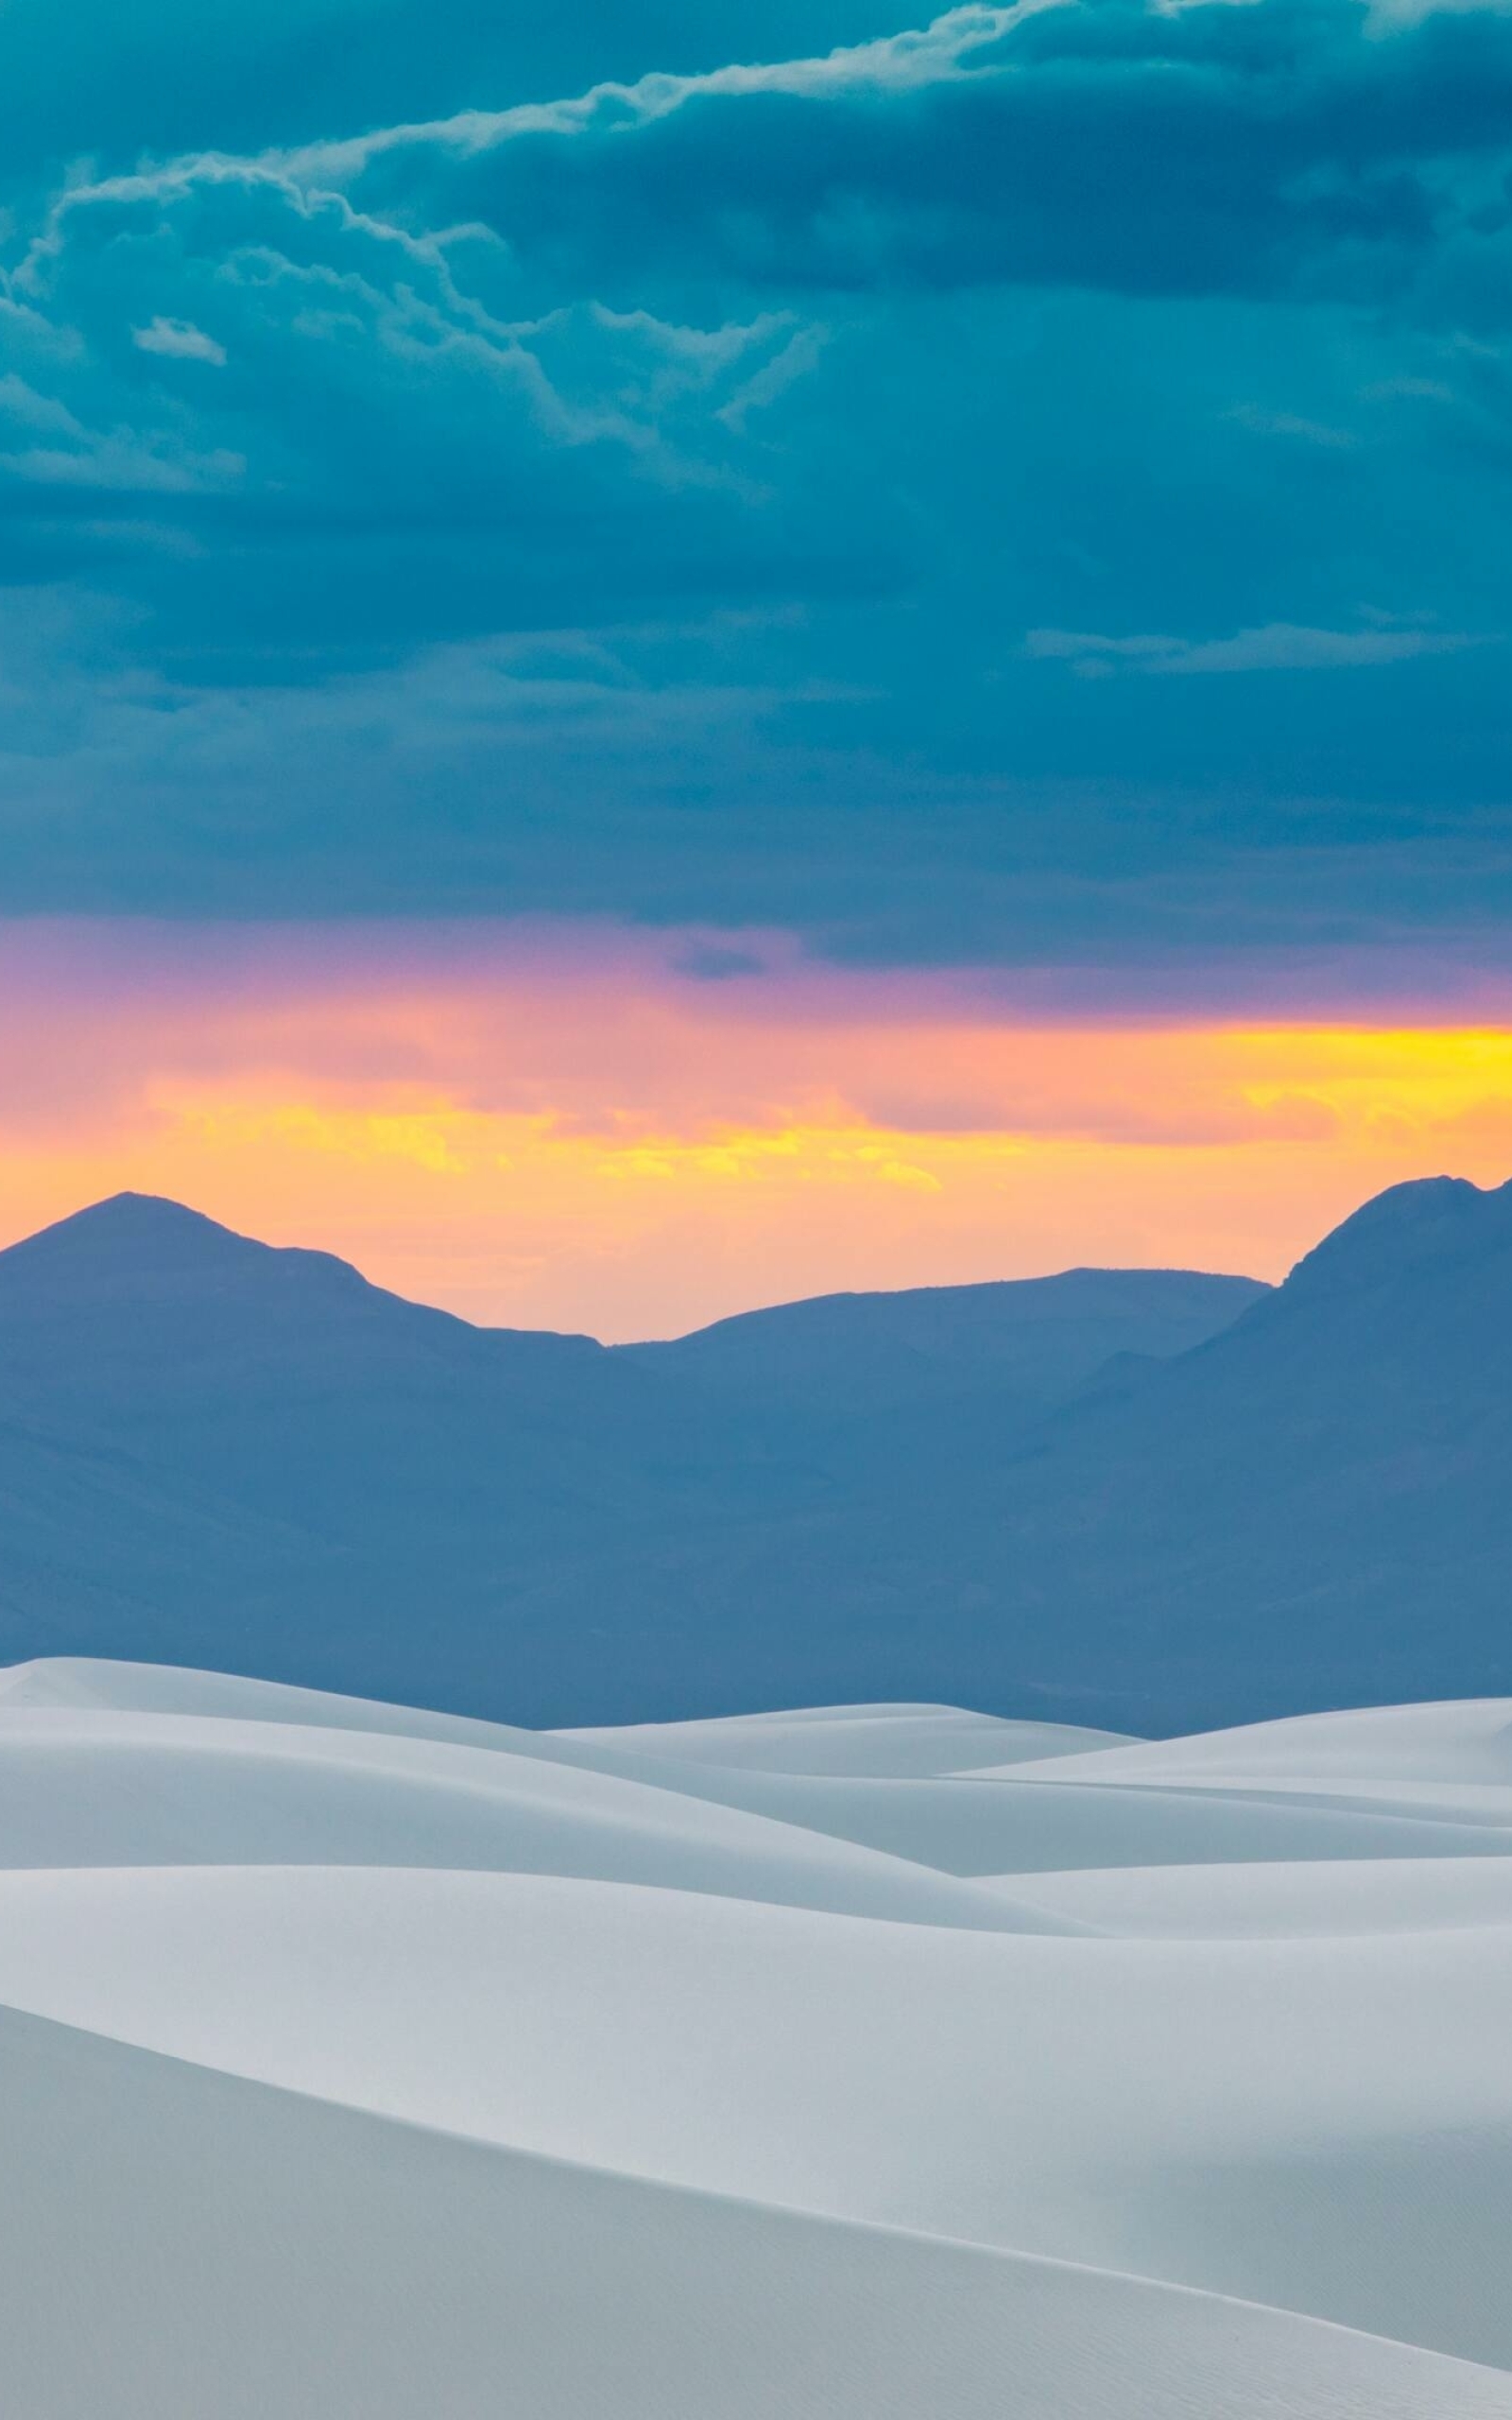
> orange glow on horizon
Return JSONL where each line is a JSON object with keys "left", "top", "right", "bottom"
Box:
{"left": 1, "top": 922, "right": 1510, "bottom": 1335}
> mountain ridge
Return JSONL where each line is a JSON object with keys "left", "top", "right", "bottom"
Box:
{"left": 3, "top": 1188, "right": 1267, "bottom": 1349}
{"left": 0, "top": 1173, "right": 1505, "bottom": 1732}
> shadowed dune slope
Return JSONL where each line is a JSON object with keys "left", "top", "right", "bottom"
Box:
{"left": 0, "top": 1659, "right": 1510, "bottom": 2413}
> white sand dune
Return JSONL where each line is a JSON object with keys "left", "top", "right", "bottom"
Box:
{"left": 1008, "top": 1853, "right": 1512, "bottom": 1937}
{"left": 991, "top": 1697, "right": 1512, "bottom": 1789}
{"left": 0, "top": 1659, "right": 1508, "bottom": 2416}
{"left": 0, "top": 1705, "right": 1071, "bottom": 1932}
{"left": 556, "top": 1702, "right": 1134, "bottom": 1775}
{"left": 544, "top": 1754, "right": 1512, "bottom": 1872}
{"left": 4, "top": 2007, "right": 1503, "bottom": 2420}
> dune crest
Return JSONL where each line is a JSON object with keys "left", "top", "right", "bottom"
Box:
{"left": 1, "top": 1658, "right": 1510, "bottom": 2415}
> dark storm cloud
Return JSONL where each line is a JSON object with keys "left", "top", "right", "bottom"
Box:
{"left": 1, "top": 0, "right": 1510, "bottom": 976}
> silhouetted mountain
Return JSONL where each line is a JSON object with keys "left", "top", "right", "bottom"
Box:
{"left": 0, "top": 1196, "right": 780, "bottom": 1699}
{"left": 577, "top": 1172, "right": 1512, "bottom": 1729}
{"left": 1284, "top": 1173, "right": 1512, "bottom": 1300}
{"left": 435, "top": 1170, "right": 1512, "bottom": 1729}
{"left": 0, "top": 1193, "right": 605, "bottom": 1401}
{"left": 0, "top": 1192, "right": 1264, "bottom": 1720}
{"left": 5, "top": 1176, "right": 1509, "bottom": 1731}
{"left": 617, "top": 1267, "right": 1264, "bottom": 1423}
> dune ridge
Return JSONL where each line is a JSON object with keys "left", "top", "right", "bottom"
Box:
{"left": 1, "top": 1656, "right": 1509, "bottom": 2416}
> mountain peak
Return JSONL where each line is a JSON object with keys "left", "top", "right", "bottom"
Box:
{"left": 1, "top": 1193, "right": 271, "bottom": 1287}
{"left": 1283, "top": 1173, "right": 1512, "bottom": 1300}
{"left": 0, "top": 1196, "right": 607, "bottom": 1368}
{"left": 0, "top": 1194, "right": 386, "bottom": 1320}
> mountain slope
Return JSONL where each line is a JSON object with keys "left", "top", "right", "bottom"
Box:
{"left": 954, "top": 1172, "right": 1512, "bottom": 1721}
{"left": 617, "top": 1266, "right": 1265, "bottom": 1423}
{"left": 0, "top": 1192, "right": 673, "bottom": 1546}
{"left": 2, "top": 1178, "right": 1508, "bottom": 1731}
{"left": 460, "top": 1173, "right": 1512, "bottom": 1729}
{"left": 0, "top": 1192, "right": 1263, "bottom": 1720}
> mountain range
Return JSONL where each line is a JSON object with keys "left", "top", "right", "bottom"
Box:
{"left": 0, "top": 1177, "right": 1507, "bottom": 1729}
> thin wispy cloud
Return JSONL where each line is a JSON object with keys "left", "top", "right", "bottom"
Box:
{"left": 1025, "top": 624, "right": 1486, "bottom": 678}
{"left": 132, "top": 316, "right": 228, "bottom": 366}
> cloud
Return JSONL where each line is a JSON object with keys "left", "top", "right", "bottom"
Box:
{"left": 299, "top": 0, "right": 1512, "bottom": 314}
{"left": 1025, "top": 631, "right": 1182, "bottom": 665}
{"left": 1228, "top": 404, "right": 1355, "bottom": 448}
{"left": 1025, "top": 623, "right": 1487, "bottom": 676}
{"left": 671, "top": 942, "right": 769, "bottom": 981}
{"left": 132, "top": 317, "right": 228, "bottom": 366}
{"left": 281, "top": 1, "right": 1053, "bottom": 182}
{"left": 9, "top": 3, "right": 1512, "bottom": 650}
{"left": 0, "top": 0, "right": 1511, "bottom": 966}
{"left": 1, "top": 152, "right": 850, "bottom": 666}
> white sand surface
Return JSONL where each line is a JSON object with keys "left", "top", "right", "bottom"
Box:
{"left": 556, "top": 1702, "right": 1134, "bottom": 1774}
{"left": 0, "top": 1656, "right": 1508, "bottom": 2415}
{"left": 988, "top": 1696, "right": 1512, "bottom": 1788}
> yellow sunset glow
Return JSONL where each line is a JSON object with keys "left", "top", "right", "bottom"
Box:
{"left": 2, "top": 996, "right": 1510, "bottom": 1335}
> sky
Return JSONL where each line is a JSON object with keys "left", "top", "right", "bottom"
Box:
{"left": 3, "top": 0, "right": 1512, "bottom": 1334}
